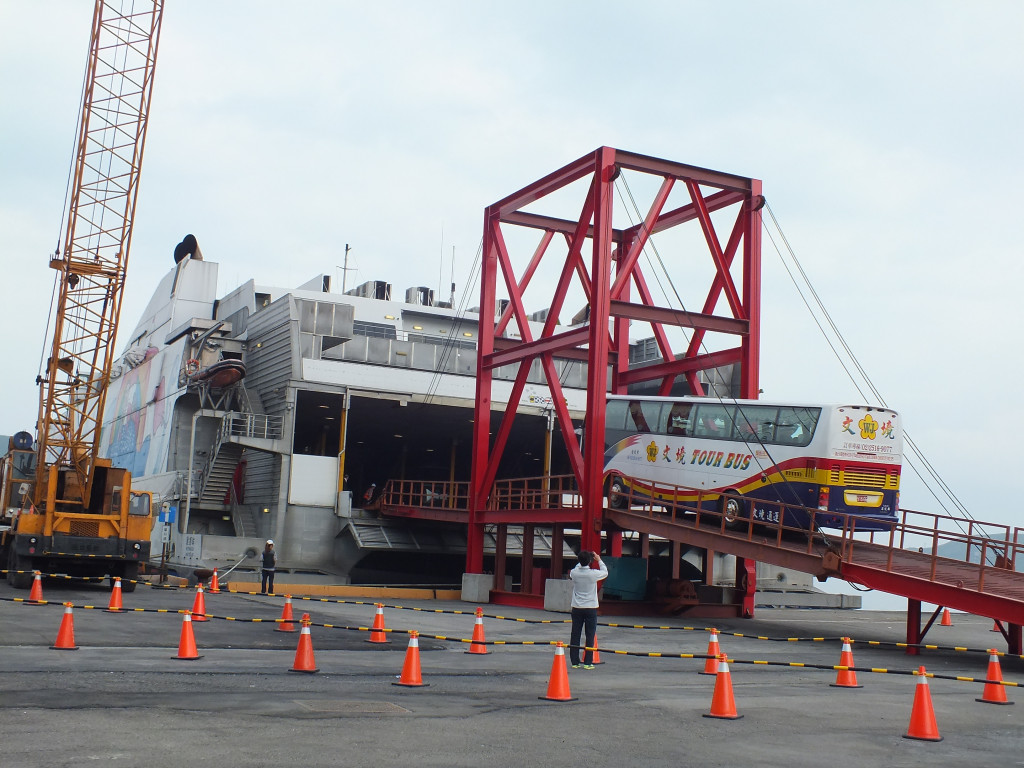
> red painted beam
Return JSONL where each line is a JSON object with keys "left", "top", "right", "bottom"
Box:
{"left": 492, "top": 336, "right": 618, "bottom": 364}
{"left": 842, "top": 562, "right": 1023, "bottom": 623}
{"left": 612, "top": 149, "right": 756, "bottom": 193}
{"left": 491, "top": 150, "right": 598, "bottom": 217}
{"left": 481, "top": 509, "right": 584, "bottom": 524}
{"left": 609, "top": 300, "right": 749, "bottom": 336}
{"left": 616, "top": 347, "right": 744, "bottom": 387}
{"left": 621, "top": 189, "right": 746, "bottom": 242}
{"left": 484, "top": 327, "right": 591, "bottom": 369}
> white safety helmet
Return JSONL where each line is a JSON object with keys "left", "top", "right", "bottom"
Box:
{"left": 266, "top": 539, "right": 274, "bottom": 545}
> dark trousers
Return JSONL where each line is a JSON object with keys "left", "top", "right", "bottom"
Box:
{"left": 569, "top": 607, "right": 598, "bottom": 665}
{"left": 261, "top": 570, "right": 275, "bottom": 594}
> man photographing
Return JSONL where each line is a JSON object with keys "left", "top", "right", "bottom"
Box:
{"left": 568, "top": 550, "right": 609, "bottom": 669}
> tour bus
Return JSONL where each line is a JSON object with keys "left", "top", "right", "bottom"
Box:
{"left": 603, "top": 395, "right": 902, "bottom": 530}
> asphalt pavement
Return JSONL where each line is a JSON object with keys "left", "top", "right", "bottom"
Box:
{"left": 0, "top": 578, "right": 1019, "bottom": 768}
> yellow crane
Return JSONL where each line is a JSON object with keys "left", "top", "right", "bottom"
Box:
{"left": 2, "top": 1, "right": 164, "bottom": 590}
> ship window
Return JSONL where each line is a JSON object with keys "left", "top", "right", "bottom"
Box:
{"left": 315, "top": 302, "right": 334, "bottom": 335}
{"left": 298, "top": 300, "right": 316, "bottom": 333}
{"left": 352, "top": 320, "right": 397, "bottom": 339}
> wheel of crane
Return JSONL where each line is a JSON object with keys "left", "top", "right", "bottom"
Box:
{"left": 7, "top": 547, "right": 33, "bottom": 589}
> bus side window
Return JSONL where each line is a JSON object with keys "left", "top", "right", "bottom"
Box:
{"left": 693, "top": 405, "right": 735, "bottom": 438}
{"left": 775, "top": 407, "right": 820, "bottom": 447}
{"left": 606, "top": 400, "right": 629, "bottom": 431}
{"left": 667, "top": 403, "right": 692, "bottom": 436}
{"left": 736, "top": 405, "right": 777, "bottom": 442}
{"left": 628, "top": 401, "right": 651, "bottom": 432}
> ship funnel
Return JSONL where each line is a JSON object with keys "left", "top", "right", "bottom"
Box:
{"left": 173, "top": 234, "right": 203, "bottom": 263}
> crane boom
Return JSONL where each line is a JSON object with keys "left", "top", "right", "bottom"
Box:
{"left": 35, "top": 0, "right": 164, "bottom": 507}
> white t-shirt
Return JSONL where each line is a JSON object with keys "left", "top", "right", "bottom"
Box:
{"left": 569, "top": 561, "right": 609, "bottom": 609}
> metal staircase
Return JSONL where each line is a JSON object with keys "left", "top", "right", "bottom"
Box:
{"left": 198, "top": 441, "right": 244, "bottom": 508}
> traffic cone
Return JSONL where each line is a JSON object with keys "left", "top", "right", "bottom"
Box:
{"left": 539, "top": 642, "right": 577, "bottom": 702}
{"left": 703, "top": 654, "right": 742, "bottom": 719}
{"left": 700, "top": 628, "right": 721, "bottom": 675}
{"left": 830, "top": 637, "right": 863, "bottom": 688}
{"left": 105, "top": 577, "right": 125, "bottom": 613}
{"left": 209, "top": 568, "right": 220, "bottom": 594}
{"left": 50, "top": 602, "right": 79, "bottom": 650}
{"left": 393, "top": 631, "right": 429, "bottom": 687}
{"left": 275, "top": 594, "right": 297, "bottom": 633}
{"left": 367, "top": 602, "right": 388, "bottom": 643}
{"left": 289, "top": 613, "right": 319, "bottom": 673}
{"left": 28, "top": 571, "right": 44, "bottom": 604}
{"left": 976, "top": 649, "right": 1013, "bottom": 705}
{"left": 903, "top": 666, "right": 942, "bottom": 741}
{"left": 190, "top": 584, "right": 208, "bottom": 622}
{"left": 940, "top": 608, "right": 952, "bottom": 626}
{"left": 591, "top": 632, "right": 604, "bottom": 665}
{"left": 465, "top": 606, "right": 489, "bottom": 655}
{"left": 991, "top": 620, "right": 1001, "bottom": 633}
{"left": 173, "top": 611, "right": 202, "bottom": 660}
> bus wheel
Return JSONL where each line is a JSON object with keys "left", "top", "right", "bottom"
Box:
{"left": 608, "top": 478, "right": 627, "bottom": 509}
{"left": 720, "top": 494, "right": 747, "bottom": 530}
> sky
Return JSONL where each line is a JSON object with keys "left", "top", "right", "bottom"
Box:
{"left": 1, "top": 2, "right": 1022, "bottom": 607}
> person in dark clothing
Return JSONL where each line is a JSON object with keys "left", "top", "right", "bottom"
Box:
{"left": 261, "top": 540, "right": 277, "bottom": 594}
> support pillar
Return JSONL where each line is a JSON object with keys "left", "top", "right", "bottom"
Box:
{"left": 702, "top": 548, "right": 716, "bottom": 587}
{"left": 521, "top": 524, "right": 535, "bottom": 594}
{"left": 494, "top": 524, "right": 507, "bottom": 591}
{"left": 736, "top": 557, "right": 756, "bottom": 618}
{"left": 550, "top": 525, "right": 564, "bottom": 579}
{"left": 906, "top": 598, "right": 922, "bottom": 656}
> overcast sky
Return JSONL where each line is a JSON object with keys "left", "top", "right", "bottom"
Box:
{"left": 2, "top": 3, "right": 1021, "bottom": 604}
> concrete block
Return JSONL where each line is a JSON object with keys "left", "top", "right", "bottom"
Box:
{"left": 461, "top": 573, "right": 494, "bottom": 603}
{"left": 544, "top": 578, "right": 572, "bottom": 613}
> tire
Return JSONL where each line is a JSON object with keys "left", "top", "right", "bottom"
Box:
{"left": 121, "top": 562, "right": 139, "bottom": 593}
{"left": 7, "top": 547, "right": 33, "bottom": 589}
{"left": 720, "top": 493, "right": 747, "bottom": 531}
{"left": 608, "top": 478, "right": 627, "bottom": 509}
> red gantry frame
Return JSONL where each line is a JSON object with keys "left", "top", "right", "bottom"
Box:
{"left": 466, "top": 147, "right": 764, "bottom": 572}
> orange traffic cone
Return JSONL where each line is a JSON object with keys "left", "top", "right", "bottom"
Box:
{"left": 367, "top": 602, "right": 388, "bottom": 643}
{"left": 465, "top": 606, "right": 489, "bottom": 655}
{"left": 50, "top": 602, "right": 79, "bottom": 650}
{"left": 539, "top": 642, "right": 577, "bottom": 702}
{"left": 289, "top": 613, "right": 319, "bottom": 673}
{"left": 700, "top": 628, "right": 721, "bottom": 675}
{"left": 830, "top": 637, "right": 863, "bottom": 688}
{"left": 393, "top": 630, "right": 429, "bottom": 687}
{"left": 173, "top": 611, "right": 203, "bottom": 660}
{"left": 703, "top": 654, "right": 742, "bottom": 719}
{"left": 904, "top": 666, "right": 942, "bottom": 741}
{"left": 209, "top": 568, "right": 220, "bottom": 594}
{"left": 275, "top": 594, "right": 297, "bottom": 633}
{"left": 991, "top": 620, "right": 1001, "bottom": 633}
{"left": 105, "top": 577, "right": 125, "bottom": 613}
{"left": 28, "top": 571, "right": 45, "bottom": 605}
{"left": 976, "top": 649, "right": 1013, "bottom": 705}
{"left": 940, "top": 608, "right": 952, "bottom": 626}
{"left": 591, "top": 632, "right": 604, "bottom": 665}
{"left": 191, "top": 584, "right": 208, "bottom": 622}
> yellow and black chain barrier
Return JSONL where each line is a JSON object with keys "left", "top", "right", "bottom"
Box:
{"left": 4, "top": 568, "right": 1022, "bottom": 663}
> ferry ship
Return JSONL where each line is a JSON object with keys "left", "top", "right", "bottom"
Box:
{"left": 99, "top": 242, "right": 594, "bottom": 583}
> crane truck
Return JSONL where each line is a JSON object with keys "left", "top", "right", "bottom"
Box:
{"left": 0, "top": 1, "right": 165, "bottom": 591}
